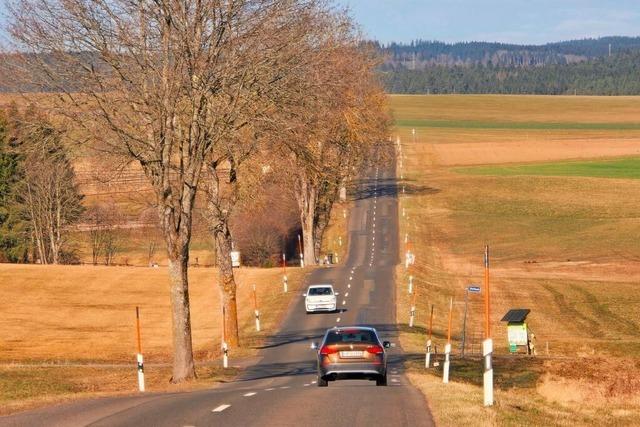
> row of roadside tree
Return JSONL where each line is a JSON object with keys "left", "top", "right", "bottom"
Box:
{"left": 4, "top": 0, "right": 390, "bottom": 382}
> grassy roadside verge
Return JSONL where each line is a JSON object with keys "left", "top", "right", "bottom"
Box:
{"left": 392, "top": 94, "right": 640, "bottom": 426}
{"left": 0, "top": 264, "right": 309, "bottom": 415}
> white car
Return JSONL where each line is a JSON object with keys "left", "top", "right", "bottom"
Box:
{"left": 303, "top": 284, "right": 339, "bottom": 313}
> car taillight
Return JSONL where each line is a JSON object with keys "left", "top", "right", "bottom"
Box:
{"left": 366, "top": 345, "right": 384, "bottom": 354}
{"left": 320, "top": 345, "right": 338, "bottom": 355}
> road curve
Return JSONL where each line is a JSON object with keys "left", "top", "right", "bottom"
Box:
{"left": 0, "top": 157, "right": 434, "bottom": 427}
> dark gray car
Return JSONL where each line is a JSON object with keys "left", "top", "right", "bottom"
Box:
{"left": 313, "top": 326, "right": 390, "bottom": 387}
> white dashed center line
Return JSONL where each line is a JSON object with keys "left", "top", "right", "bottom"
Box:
{"left": 265, "top": 388, "right": 275, "bottom": 391}
{"left": 212, "top": 404, "right": 231, "bottom": 413}
{"left": 243, "top": 392, "right": 257, "bottom": 397}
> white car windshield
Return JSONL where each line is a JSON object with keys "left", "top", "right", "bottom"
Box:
{"left": 308, "top": 287, "right": 332, "bottom": 296}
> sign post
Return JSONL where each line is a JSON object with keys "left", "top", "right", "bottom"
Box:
{"left": 461, "top": 285, "right": 481, "bottom": 357}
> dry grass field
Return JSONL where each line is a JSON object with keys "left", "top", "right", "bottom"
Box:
{"left": 0, "top": 263, "right": 307, "bottom": 413}
{"left": 393, "top": 95, "right": 640, "bottom": 425}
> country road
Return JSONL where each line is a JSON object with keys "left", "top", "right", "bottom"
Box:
{"left": 0, "top": 161, "right": 434, "bottom": 427}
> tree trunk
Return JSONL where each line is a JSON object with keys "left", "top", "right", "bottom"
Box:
{"left": 166, "top": 244, "right": 197, "bottom": 383}
{"left": 296, "top": 172, "right": 318, "bottom": 266}
{"left": 300, "top": 199, "right": 316, "bottom": 266}
{"left": 213, "top": 221, "right": 240, "bottom": 348}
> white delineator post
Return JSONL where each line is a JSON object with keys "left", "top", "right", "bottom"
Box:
{"left": 222, "top": 342, "right": 229, "bottom": 368}
{"left": 137, "top": 353, "right": 145, "bottom": 392}
{"left": 135, "top": 306, "right": 145, "bottom": 392}
{"left": 282, "top": 253, "right": 288, "bottom": 293}
{"left": 222, "top": 306, "right": 229, "bottom": 368}
{"left": 483, "top": 245, "right": 494, "bottom": 406}
{"left": 443, "top": 297, "right": 453, "bottom": 383}
{"left": 483, "top": 338, "right": 494, "bottom": 406}
{"left": 253, "top": 284, "right": 261, "bottom": 332}
{"left": 409, "top": 305, "right": 416, "bottom": 328}
{"left": 443, "top": 343, "right": 451, "bottom": 383}
{"left": 426, "top": 304, "right": 434, "bottom": 368}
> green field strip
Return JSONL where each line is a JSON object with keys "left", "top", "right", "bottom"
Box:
{"left": 454, "top": 157, "right": 640, "bottom": 179}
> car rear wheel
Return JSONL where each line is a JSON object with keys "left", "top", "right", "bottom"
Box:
{"left": 317, "top": 376, "right": 328, "bottom": 387}
{"left": 376, "top": 374, "right": 387, "bottom": 386}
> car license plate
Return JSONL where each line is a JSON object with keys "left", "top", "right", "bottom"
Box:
{"left": 340, "top": 351, "right": 363, "bottom": 358}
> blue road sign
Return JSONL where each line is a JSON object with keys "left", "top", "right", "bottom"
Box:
{"left": 468, "top": 286, "right": 481, "bottom": 293}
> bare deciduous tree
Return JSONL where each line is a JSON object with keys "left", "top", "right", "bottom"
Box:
{"left": 273, "top": 26, "right": 390, "bottom": 266}
{"left": 8, "top": 0, "right": 324, "bottom": 382}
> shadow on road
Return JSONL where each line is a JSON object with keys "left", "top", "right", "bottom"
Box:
{"left": 348, "top": 177, "right": 439, "bottom": 201}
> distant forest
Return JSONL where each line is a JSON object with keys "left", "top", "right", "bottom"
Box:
{"left": 377, "top": 37, "right": 640, "bottom": 95}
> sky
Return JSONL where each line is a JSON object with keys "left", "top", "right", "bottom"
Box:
{"left": 1, "top": 1, "right": 639, "bottom": 46}
{"left": 338, "top": 0, "right": 640, "bottom": 45}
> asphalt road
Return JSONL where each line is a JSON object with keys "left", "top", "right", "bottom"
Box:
{"left": 1, "top": 160, "right": 434, "bottom": 427}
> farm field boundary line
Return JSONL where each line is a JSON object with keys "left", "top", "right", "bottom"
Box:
{"left": 396, "top": 118, "right": 640, "bottom": 130}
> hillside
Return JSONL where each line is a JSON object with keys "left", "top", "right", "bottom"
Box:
{"left": 380, "top": 36, "right": 640, "bottom": 68}
{"left": 382, "top": 51, "right": 640, "bottom": 95}
{"left": 377, "top": 36, "right": 640, "bottom": 95}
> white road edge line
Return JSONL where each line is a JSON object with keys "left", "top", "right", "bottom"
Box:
{"left": 212, "top": 404, "right": 231, "bottom": 413}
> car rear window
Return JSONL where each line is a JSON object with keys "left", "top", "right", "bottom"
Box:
{"left": 309, "top": 287, "right": 333, "bottom": 296}
{"left": 325, "top": 329, "right": 378, "bottom": 344}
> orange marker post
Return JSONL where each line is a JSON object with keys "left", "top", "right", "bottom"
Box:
{"left": 483, "top": 245, "right": 494, "bottom": 406}
{"left": 443, "top": 297, "right": 453, "bottom": 383}
{"left": 135, "top": 306, "right": 145, "bottom": 392}
{"left": 484, "top": 245, "right": 491, "bottom": 339}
